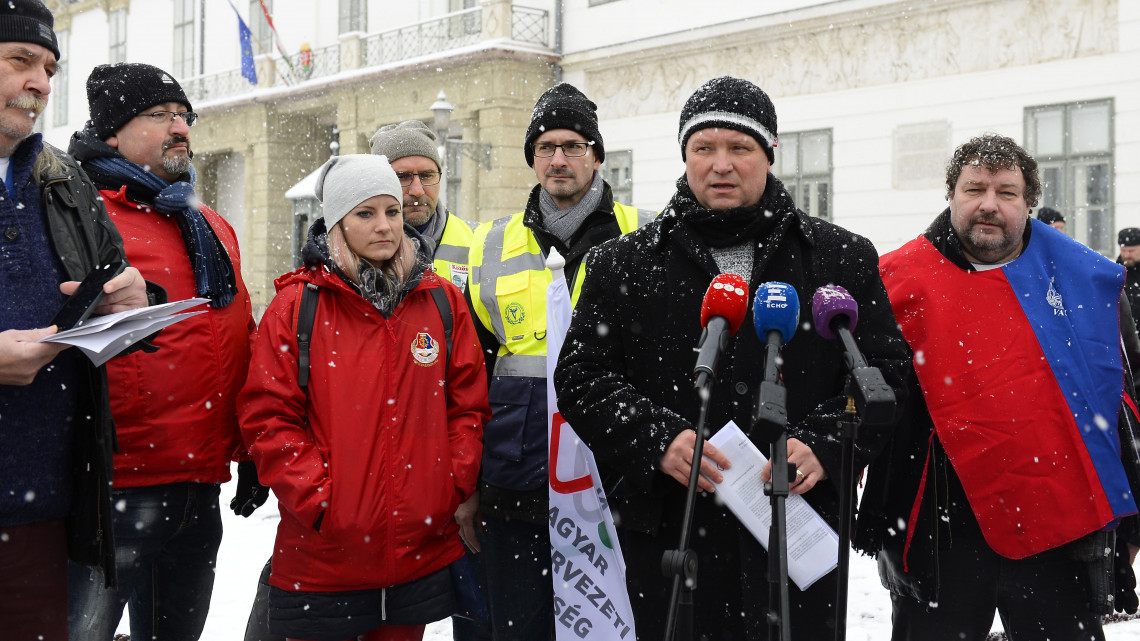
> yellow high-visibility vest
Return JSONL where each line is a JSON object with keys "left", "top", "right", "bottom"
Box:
{"left": 432, "top": 213, "right": 474, "bottom": 291}
{"left": 469, "top": 202, "right": 654, "bottom": 378}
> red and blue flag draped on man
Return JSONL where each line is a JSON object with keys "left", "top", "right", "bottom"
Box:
{"left": 881, "top": 218, "right": 1137, "bottom": 562}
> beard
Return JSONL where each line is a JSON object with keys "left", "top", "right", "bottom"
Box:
{"left": 162, "top": 136, "right": 193, "bottom": 178}
{"left": 960, "top": 213, "right": 1023, "bottom": 263}
{"left": 402, "top": 198, "right": 436, "bottom": 227}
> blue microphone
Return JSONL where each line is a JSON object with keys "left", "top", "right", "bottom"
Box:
{"left": 753, "top": 281, "right": 800, "bottom": 346}
{"left": 752, "top": 282, "right": 800, "bottom": 442}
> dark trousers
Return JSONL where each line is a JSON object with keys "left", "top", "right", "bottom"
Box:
{"left": 481, "top": 514, "right": 554, "bottom": 641}
{"left": 619, "top": 513, "right": 838, "bottom": 641}
{"left": 244, "top": 554, "right": 493, "bottom": 641}
{"left": 889, "top": 534, "right": 1104, "bottom": 641}
{"left": 0, "top": 518, "right": 69, "bottom": 641}
{"left": 68, "top": 482, "right": 223, "bottom": 641}
{"left": 451, "top": 537, "right": 493, "bottom": 641}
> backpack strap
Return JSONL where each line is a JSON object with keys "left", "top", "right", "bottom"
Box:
{"left": 428, "top": 284, "right": 453, "bottom": 380}
{"left": 296, "top": 283, "right": 321, "bottom": 390}
{"left": 295, "top": 280, "right": 449, "bottom": 388}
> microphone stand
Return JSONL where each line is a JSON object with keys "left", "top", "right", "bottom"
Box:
{"left": 831, "top": 324, "right": 896, "bottom": 641}
{"left": 753, "top": 331, "right": 793, "bottom": 641}
{"left": 661, "top": 373, "right": 713, "bottom": 641}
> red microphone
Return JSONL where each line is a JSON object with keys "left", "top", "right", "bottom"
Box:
{"left": 694, "top": 273, "right": 749, "bottom": 388}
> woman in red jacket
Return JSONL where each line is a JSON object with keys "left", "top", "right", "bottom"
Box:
{"left": 239, "top": 154, "right": 490, "bottom": 641}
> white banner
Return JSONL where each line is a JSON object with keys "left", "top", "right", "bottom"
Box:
{"left": 547, "top": 250, "right": 637, "bottom": 641}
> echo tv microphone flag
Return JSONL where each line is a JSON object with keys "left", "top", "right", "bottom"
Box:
{"left": 752, "top": 282, "right": 799, "bottom": 439}
{"left": 753, "top": 281, "right": 800, "bottom": 345}
{"left": 693, "top": 273, "right": 749, "bottom": 388}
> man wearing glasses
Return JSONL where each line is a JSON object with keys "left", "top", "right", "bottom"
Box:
{"left": 66, "top": 63, "right": 259, "bottom": 641}
{"left": 467, "top": 82, "right": 654, "bottom": 641}
{"left": 369, "top": 119, "right": 474, "bottom": 292}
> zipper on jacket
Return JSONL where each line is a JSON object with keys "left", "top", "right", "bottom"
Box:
{"left": 381, "top": 587, "right": 387, "bottom": 620}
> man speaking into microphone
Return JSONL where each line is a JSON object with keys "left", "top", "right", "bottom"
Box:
{"left": 553, "top": 76, "right": 910, "bottom": 640}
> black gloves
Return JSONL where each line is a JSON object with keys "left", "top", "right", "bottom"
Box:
{"left": 230, "top": 461, "right": 270, "bottom": 517}
{"left": 1114, "top": 539, "right": 1139, "bottom": 614}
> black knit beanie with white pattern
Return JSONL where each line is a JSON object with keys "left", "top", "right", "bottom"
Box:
{"left": 678, "top": 76, "right": 778, "bottom": 164}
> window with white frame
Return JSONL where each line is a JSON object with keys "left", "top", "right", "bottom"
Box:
{"left": 108, "top": 9, "right": 126, "bottom": 63}
{"left": 339, "top": 0, "right": 366, "bottom": 34}
{"left": 603, "top": 150, "right": 633, "bottom": 205}
{"left": 51, "top": 30, "right": 68, "bottom": 129}
{"left": 249, "top": 0, "right": 271, "bottom": 51}
{"left": 1025, "top": 100, "right": 1114, "bottom": 253}
{"left": 772, "top": 129, "right": 832, "bottom": 220}
{"left": 172, "top": 0, "right": 194, "bottom": 78}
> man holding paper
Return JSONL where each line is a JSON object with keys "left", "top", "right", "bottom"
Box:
{"left": 0, "top": 2, "right": 148, "bottom": 639}
{"left": 554, "top": 76, "right": 910, "bottom": 639}
{"left": 66, "top": 63, "right": 259, "bottom": 641}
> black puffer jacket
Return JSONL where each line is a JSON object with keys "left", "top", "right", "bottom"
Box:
{"left": 554, "top": 174, "right": 912, "bottom": 533}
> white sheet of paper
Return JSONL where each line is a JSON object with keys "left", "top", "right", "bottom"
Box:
{"left": 39, "top": 298, "right": 210, "bottom": 366}
{"left": 70, "top": 312, "right": 206, "bottom": 367}
{"left": 47, "top": 298, "right": 210, "bottom": 337}
{"left": 706, "top": 421, "right": 840, "bottom": 590}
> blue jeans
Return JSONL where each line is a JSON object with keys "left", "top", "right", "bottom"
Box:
{"left": 480, "top": 514, "right": 553, "bottom": 641}
{"left": 68, "top": 482, "right": 223, "bottom": 641}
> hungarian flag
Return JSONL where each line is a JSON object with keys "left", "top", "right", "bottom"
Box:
{"left": 546, "top": 248, "right": 637, "bottom": 640}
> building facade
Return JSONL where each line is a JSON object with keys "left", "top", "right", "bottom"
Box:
{"left": 41, "top": 0, "right": 1140, "bottom": 311}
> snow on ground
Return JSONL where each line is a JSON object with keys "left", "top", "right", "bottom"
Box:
{"left": 111, "top": 467, "right": 1140, "bottom": 640}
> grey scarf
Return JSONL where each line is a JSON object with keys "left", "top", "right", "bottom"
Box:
{"left": 417, "top": 204, "right": 448, "bottom": 256}
{"left": 538, "top": 172, "right": 605, "bottom": 246}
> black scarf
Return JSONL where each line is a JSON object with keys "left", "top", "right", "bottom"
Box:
{"left": 669, "top": 173, "right": 795, "bottom": 248}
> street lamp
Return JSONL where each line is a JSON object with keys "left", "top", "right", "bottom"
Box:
{"left": 431, "top": 91, "right": 454, "bottom": 211}
{"left": 428, "top": 90, "right": 493, "bottom": 215}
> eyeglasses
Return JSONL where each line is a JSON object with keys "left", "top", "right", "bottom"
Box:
{"left": 395, "top": 171, "right": 441, "bottom": 187}
{"left": 135, "top": 111, "right": 198, "bottom": 127}
{"left": 533, "top": 141, "right": 594, "bottom": 158}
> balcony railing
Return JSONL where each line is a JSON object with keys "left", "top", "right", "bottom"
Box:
{"left": 183, "top": 69, "right": 252, "bottom": 104}
{"left": 511, "top": 5, "right": 548, "bottom": 46}
{"left": 184, "top": 4, "right": 550, "bottom": 105}
{"left": 363, "top": 7, "right": 483, "bottom": 67}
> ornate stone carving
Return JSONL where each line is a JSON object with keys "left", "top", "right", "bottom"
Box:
{"left": 584, "top": 0, "right": 1117, "bottom": 119}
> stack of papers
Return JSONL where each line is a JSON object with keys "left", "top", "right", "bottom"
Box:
{"left": 707, "top": 421, "right": 840, "bottom": 590}
{"left": 39, "top": 298, "right": 209, "bottom": 366}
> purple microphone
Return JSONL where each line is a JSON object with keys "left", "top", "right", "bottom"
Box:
{"left": 812, "top": 285, "right": 858, "bottom": 339}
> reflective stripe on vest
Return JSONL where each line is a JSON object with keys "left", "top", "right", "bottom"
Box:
{"left": 470, "top": 201, "right": 651, "bottom": 378}
{"left": 432, "top": 214, "right": 474, "bottom": 290}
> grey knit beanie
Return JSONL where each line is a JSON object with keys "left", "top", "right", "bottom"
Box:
{"left": 368, "top": 120, "right": 441, "bottom": 170}
{"left": 314, "top": 154, "right": 403, "bottom": 230}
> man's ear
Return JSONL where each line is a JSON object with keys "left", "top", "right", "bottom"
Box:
{"left": 106, "top": 135, "right": 119, "bottom": 149}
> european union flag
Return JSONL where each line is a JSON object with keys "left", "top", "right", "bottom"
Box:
{"left": 229, "top": 2, "right": 257, "bottom": 85}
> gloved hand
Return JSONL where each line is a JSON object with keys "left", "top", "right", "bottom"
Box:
{"left": 1114, "top": 540, "right": 1139, "bottom": 614}
{"left": 230, "top": 461, "right": 270, "bottom": 517}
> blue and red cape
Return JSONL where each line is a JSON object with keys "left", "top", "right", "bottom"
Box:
{"left": 880, "top": 219, "right": 1136, "bottom": 559}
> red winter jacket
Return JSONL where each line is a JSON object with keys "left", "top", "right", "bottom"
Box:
{"left": 101, "top": 187, "right": 255, "bottom": 488}
{"left": 239, "top": 264, "right": 489, "bottom": 592}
